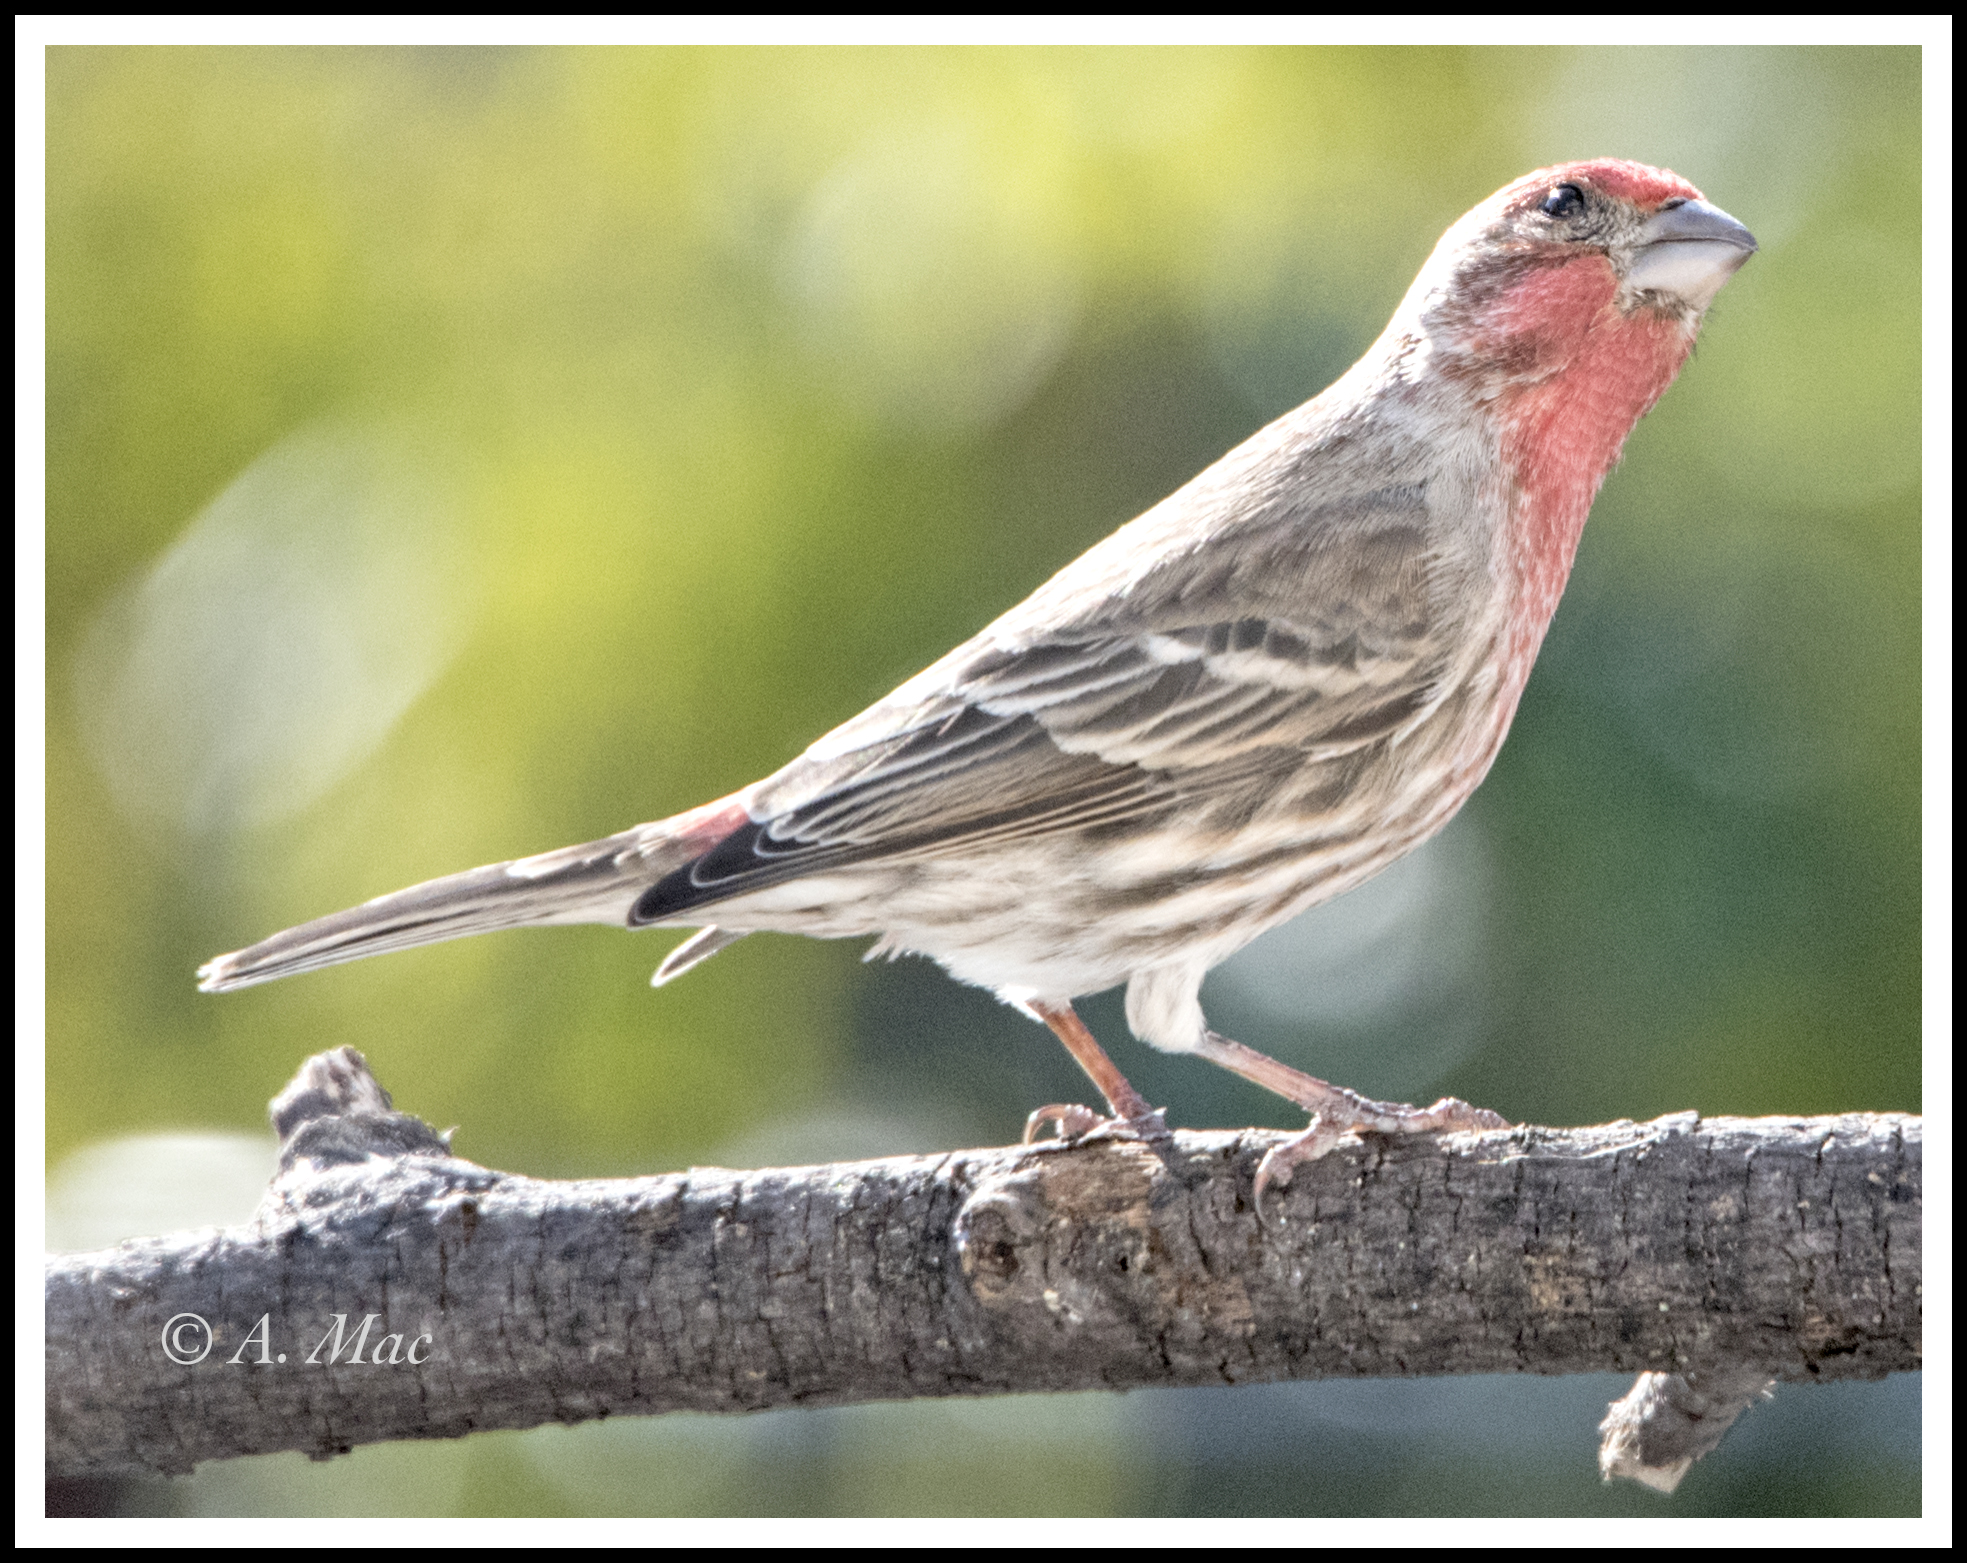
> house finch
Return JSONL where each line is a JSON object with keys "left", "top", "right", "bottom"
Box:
{"left": 200, "top": 160, "right": 1755, "bottom": 1204}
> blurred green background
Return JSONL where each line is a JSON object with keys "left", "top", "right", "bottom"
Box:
{"left": 44, "top": 46, "right": 1920, "bottom": 1517}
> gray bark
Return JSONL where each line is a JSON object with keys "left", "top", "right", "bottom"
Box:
{"left": 45, "top": 1048, "right": 1920, "bottom": 1483}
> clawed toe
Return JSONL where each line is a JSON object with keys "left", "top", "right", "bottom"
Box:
{"left": 1253, "top": 1096, "right": 1510, "bottom": 1224}
{"left": 1399, "top": 1095, "right": 1509, "bottom": 1134}
{"left": 1023, "top": 1102, "right": 1170, "bottom": 1148}
{"left": 1252, "top": 1117, "right": 1349, "bottom": 1222}
{"left": 1023, "top": 1102, "right": 1108, "bottom": 1144}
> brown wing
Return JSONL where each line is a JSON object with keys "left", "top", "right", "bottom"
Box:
{"left": 632, "top": 494, "right": 1456, "bottom": 922}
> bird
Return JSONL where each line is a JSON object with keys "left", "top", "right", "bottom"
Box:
{"left": 200, "top": 159, "right": 1756, "bottom": 1203}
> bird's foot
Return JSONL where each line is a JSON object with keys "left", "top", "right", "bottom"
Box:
{"left": 1021, "top": 999, "right": 1171, "bottom": 1149}
{"left": 1023, "top": 1102, "right": 1170, "bottom": 1148}
{"left": 1253, "top": 1095, "right": 1508, "bottom": 1223}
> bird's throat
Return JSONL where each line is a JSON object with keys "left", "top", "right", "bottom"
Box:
{"left": 1495, "top": 296, "right": 1695, "bottom": 681}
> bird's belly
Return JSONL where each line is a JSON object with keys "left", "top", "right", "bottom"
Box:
{"left": 708, "top": 743, "right": 1491, "bottom": 1001}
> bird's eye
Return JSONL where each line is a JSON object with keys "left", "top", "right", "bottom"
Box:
{"left": 1540, "top": 184, "right": 1584, "bottom": 220}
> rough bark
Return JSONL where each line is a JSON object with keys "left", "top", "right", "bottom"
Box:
{"left": 45, "top": 1049, "right": 1920, "bottom": 1482}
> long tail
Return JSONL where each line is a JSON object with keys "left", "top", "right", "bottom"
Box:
{"left": 197, "top": 796, "right": 753, "bottom": 993}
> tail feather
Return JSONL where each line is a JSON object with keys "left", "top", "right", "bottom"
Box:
{"left": 198, "top": 825, "right": 680, "bottom": 993}
{"left": 650, "top": 925, "right": 748, "bottom": 986}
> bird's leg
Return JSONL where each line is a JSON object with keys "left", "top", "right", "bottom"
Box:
{"left": 1022, "top": 1000, "right": 1170, "bottom": 1146}
{"left": 1189, "top": 1031, "right": 1507, "bottom": 1217}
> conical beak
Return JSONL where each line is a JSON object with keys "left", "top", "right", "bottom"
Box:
{"left": 1623, "top": 199, "right": 1758, "bottom": 312}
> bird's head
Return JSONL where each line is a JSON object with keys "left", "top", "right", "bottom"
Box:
{"left": 1400, "top": 159, "right": 1758, "bottom": 394}
{"left": 1377, "top": 161, "right": 1758, "bottom": 670}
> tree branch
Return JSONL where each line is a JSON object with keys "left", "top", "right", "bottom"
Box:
{"left": 46, "top": 1048, "right": 1920, "bottom": 1486}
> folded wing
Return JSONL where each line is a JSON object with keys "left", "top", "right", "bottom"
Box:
{"left": 634, "top": 496, "right": 1454, "bottom": 923}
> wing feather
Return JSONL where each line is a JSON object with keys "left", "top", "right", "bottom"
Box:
{"left": 634, "top": 489, "right": 1465, "bottom": 921}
